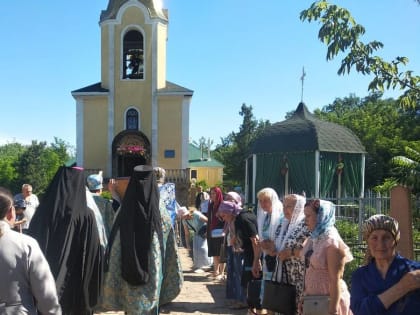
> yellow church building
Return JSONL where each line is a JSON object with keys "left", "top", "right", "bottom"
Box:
{"left": 71, "top": 0, "right": 193, "bottom": 178}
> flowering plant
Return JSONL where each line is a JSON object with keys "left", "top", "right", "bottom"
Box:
{"left": 116, "top": 144, "right": 146, "bottom": 156}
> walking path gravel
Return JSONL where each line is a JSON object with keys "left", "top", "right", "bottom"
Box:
{"left": 96, "top": 247, "right": 247, "bottom": 315}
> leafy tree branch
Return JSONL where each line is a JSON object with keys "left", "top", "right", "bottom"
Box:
{"left": 300, "top": 0, "right": 420, "bottom": 109}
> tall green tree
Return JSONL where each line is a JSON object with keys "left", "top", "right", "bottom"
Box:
{"left": 301, "top": 1, "right": 420, "bottom": 109}
{"left": 315, "top": 93, "right": 419, "bottom": 188}
{"left": 50, "top": 137, "right": 73, "bottom": 163}
{"left": 0, "top": 143, "right": 26, "bottom": 192}
{"left": 214, "top": 103, "right": 270, "bottom": 187}
{"left": 14, "top": 141, "right": 62, "bottom": 195}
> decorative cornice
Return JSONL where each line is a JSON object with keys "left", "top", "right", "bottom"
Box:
{"left": 100, "top": 0, "right": 168, "bottom": 23}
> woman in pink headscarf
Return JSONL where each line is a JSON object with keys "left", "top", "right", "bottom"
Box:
{"left": 218, "top": 199, "right": 259, "bottom": 314}
{"left": 206, "top": 187, "right": 225, "bottom": 279}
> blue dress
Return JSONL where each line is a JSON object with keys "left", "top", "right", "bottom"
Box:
{"left": 187, "top": 211, "right": 212, "bottom": 269}
{"left": 350, "top": 254, "right": 420, "bottom": 315}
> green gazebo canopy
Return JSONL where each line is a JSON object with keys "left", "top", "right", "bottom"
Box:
{"left": 248, "top": 103, "right": 366, "bottom": 199}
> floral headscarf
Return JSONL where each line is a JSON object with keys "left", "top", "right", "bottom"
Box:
{"left": 301, "top": 199, "right": 353, "bottom": 267}
{"left": 309, "top": 199, "right": 336, "bottom": 239}
{"left": 276, "top": 194, "right": 306, "bottom": 251}
{"left": 257, "top": 187, "right": 284, "bottom": 241}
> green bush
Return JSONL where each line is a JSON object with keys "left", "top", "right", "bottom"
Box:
{"left": 336, "top": 220, "right": 359, "bottom": 242}
{"left": 336, "top": 220, "right": 364, "bottom": 288}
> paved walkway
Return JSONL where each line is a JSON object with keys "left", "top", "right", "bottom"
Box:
{"left": 97, "top": 247, "right": 247, "bottom": 315}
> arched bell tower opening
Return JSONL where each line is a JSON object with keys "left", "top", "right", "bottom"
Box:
{"left": 112, "top": 130, "right": 151, "bottom": 177}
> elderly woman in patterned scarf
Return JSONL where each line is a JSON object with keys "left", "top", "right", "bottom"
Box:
{"left": 265, "top": 194, "right": 310, "bottom": 315}
{"left": 301, "top": 199, "right": 353, "bottom": 315}
{"left": 350, "top": 214, "right": 420, "bottom": 315}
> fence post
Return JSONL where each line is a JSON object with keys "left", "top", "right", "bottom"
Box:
{"left": 376, "top": 191, "right": 381, "bottom": 214}
{"left": 390, "top": 186, "right": 413, "bottom": 259}
{"left": 358, "top": 197, "right": 364, "bottom": 242}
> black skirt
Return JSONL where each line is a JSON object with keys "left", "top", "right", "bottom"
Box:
{"left": 207, "top": 236, "right": 224, "bottom": 257}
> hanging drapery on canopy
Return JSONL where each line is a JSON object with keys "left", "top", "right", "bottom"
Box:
{"left": 252, "top": 151, "right": 364, "bottom": 200}
{"left": 255, "top": 153, "right": 284, "bottom": 194}
{"left": 288, "top": 151, "right": 316, "bottom": 197}
{"left": 342, "top": 153, "right": 363, "bottom": 197}
{"left": 319, "top": 152, "right": 337, "bottom": 197}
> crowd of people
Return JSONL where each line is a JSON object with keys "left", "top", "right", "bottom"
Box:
{"left": 1, "top": 168, "right": 419, "bottom": 315}
{"left": 180, "top": 186, "right": 420, "bottom": 315}
{"left": 0, "top": 165, "right": 183, "bottom": 315}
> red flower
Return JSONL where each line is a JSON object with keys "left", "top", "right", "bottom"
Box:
{"left": 117, "top": 144, "right": 146, "bottom": 156}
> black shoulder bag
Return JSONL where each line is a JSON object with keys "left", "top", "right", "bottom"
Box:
{"left": 262, "top": 258, "right": 296, "bottom": 315}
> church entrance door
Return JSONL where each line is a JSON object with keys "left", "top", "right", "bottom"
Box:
{"left": 112, "top": 130, "right": 151, "bottom": 178}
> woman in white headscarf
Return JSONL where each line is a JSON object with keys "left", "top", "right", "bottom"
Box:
{"left": 256, "top": 188, "right": 284, "bottom": 292}
{"left": 267, "top": 194, "right": 310, "bottom": 315}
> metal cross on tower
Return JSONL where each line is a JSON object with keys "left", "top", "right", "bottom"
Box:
{"left": 300, "top": 66, "right": 306, "bottom": 102}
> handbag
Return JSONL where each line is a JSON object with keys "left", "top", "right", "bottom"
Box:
{"left": 211, "top": 228, "right": 225, "bottom": 238}
{"left": 262, "top": 259, "right": 296, "bottom": 315}
{"left": 302, "top": 295, "right": 330, "bottom": 315}
{"left": 247, "top": 278, "right": 262, "bottom": 309}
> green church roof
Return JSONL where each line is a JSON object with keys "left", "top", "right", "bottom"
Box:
{"left": 252, "top": 102, "right": 366, "bottom": 154}
{"left": 189, "top": 143, "right": 224, "bottom": 168}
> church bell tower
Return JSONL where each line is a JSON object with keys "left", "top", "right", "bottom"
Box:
{"left": 72, "top": 0, "right": 193, "bottom": 177}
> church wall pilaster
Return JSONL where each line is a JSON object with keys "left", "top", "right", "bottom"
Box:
{"left": 76, "top": 98, "right": 84, "bottom": 167}
{"left": 107, "top": 23, "right": 116, "bottom": 175}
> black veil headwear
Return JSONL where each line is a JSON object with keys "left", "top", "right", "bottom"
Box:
{"left": 117, "top": 165, "right": 163, "bottom": 285}
{"left": 28, "top": 166, "right": 103, "bottom": 315}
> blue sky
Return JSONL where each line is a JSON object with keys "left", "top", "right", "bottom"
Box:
{"left": 1, "top": 0, "right": 419, "bottom": 147}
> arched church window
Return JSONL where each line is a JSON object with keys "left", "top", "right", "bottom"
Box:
{"left": 123, "top": 30, "right": 144, "bottom": 79}
{"left": 126, "top": 108, "right": 139, "bottom": 130}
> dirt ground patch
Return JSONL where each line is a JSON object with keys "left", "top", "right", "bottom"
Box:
{"left": 96, "top": 247, "right": 247, "bottom": 315}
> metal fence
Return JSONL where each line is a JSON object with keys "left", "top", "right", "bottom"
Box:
{"left": 326, "top": 191, "right": 391, "bottom": 221}
{"left": 330, "top": 191, "right": 420, "bottom": 262}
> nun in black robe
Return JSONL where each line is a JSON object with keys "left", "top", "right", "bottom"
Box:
{"left": 28, "top": 166, "right": 103, "bottom": 315}
{"left": 100, "top": 165, "right": 183, "bottom": 314}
